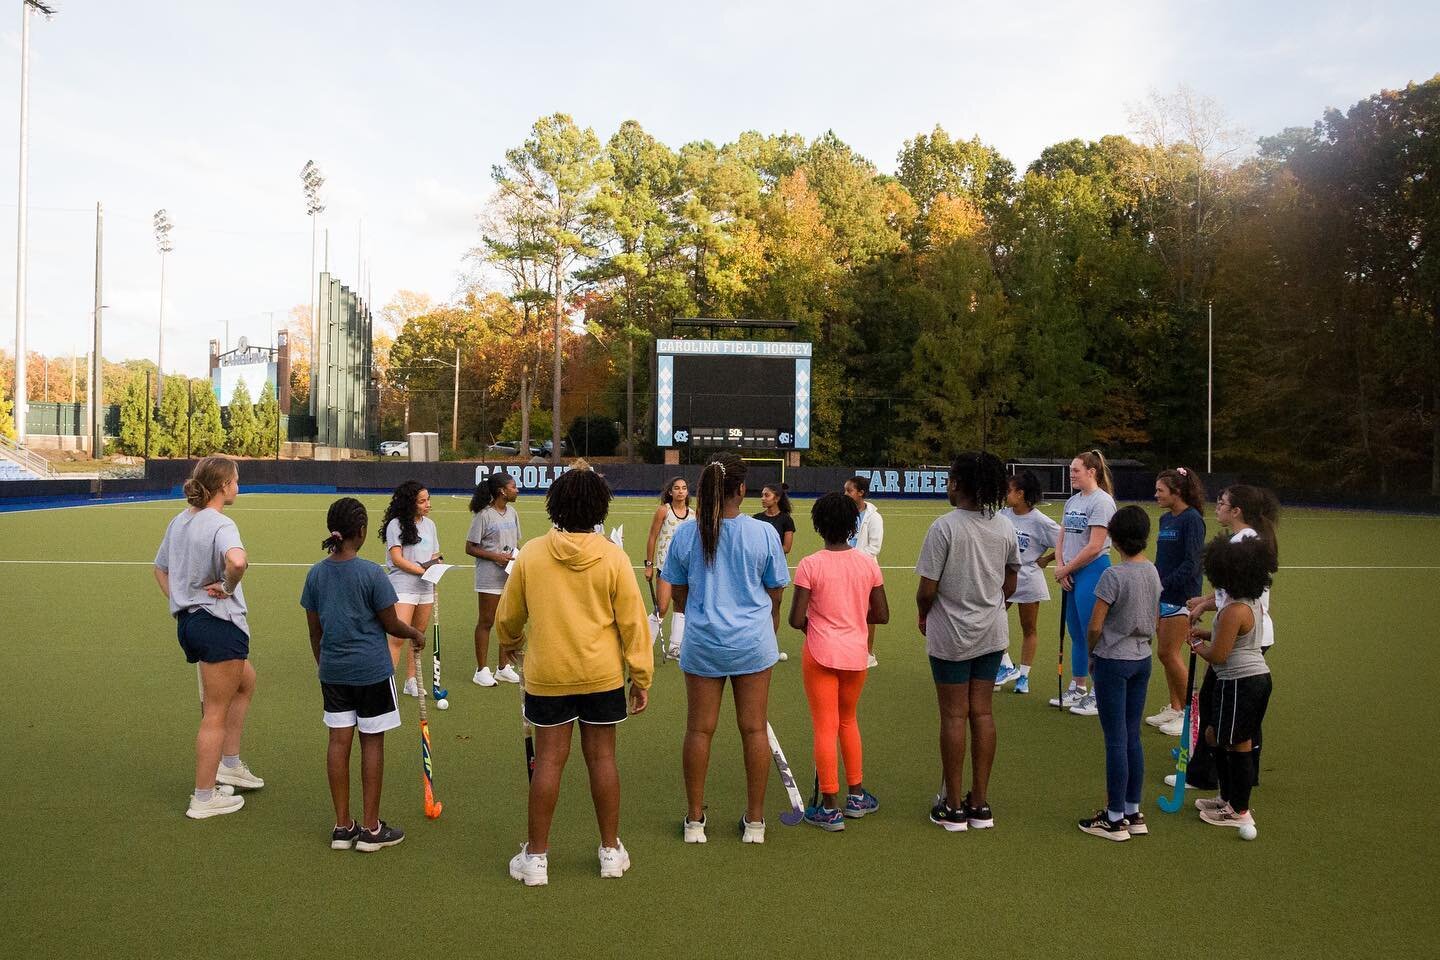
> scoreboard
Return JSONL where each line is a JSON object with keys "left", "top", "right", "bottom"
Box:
{"left": 655, "top": 339, "right": 811, "bottom": 450}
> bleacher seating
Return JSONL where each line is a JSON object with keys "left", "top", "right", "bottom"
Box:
{"left": 0, "top": 460, "right": 43, "bottom": 481}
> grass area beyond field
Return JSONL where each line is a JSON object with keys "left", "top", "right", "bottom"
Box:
{"left": 1, "top": 493, "right": 1436, "bottom": 959}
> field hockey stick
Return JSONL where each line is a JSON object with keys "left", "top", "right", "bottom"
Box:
{"left": 431, "top": 592, "right": 447, "bottom": 700}
{"left": 1158, "top": 650, "right": 1199, "bottom": 813}
{"left": 765, "top": 722, "right": 806, "bottom": 825}
{"left": 413, "top": 645, "right": 443, "bottom": 819}
{"left": 645, "top": 575, "right": 665, "bottom": 654}
{"left": 196, "top": 662, "right": 204, "bottom": 717}
{"left": 1055, "top": 589, "right": 1069, "bottom": 709}
{"left": 515, "top": 650, "right": 535, "bottom": 782}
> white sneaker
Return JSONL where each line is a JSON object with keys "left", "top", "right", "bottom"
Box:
{"left": 1048, "top": 681, "right": 1084, "bottom": 708}
{"left": 215, "top": 760, "right": 264, "bottom": 790}
{"left": 1158, "top": 714, "right": 1185, "bottom": 737}
{"left": 683, "top": 815, "right": 707, "bottom": 844}
{"left": 472, "top": 667, "right": 496, "bottom": 687}
{"left": 1164, "top": 774, "right": 1194, "bottom": 789}
{"left": 508, "top": 843, "right": 548, "bottom": 886}
{"left": 402, "top": 676, "right": 420, "bottom": 698}
{"left": 186, "top": 790, "right": 244, "bottom": 820}
{"left": 866, "top": 653, "right": 879, "bottom": 668}
{"left": 495, "top": 665, "right": 521, "bottom": 684}
{"left": 1069, "top": 691, "right": 1099, "bottom": 716}
{"left": 1146, "top": 705, "right": 1182, "bottom": 727}
{"left": 1195, "top": 794, "right": 1228, "bottom": 812}
{"left": 665, "top": 642, "right": 681, "bottom": 661}
{"left": 740, "top": 816, "right": 766, "bottom": 844}
{"left": 598, "top": 841, "right": 630, "bottom": 878}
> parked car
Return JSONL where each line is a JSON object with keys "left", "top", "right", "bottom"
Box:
{"left": 486, "top": 439, "right": 544, "bottom": 457}
{"left": 379, "top": 440, "right": 409, "bottom": 458}
{"left": 539, "top": 438, "right": 571, "bottom": 457}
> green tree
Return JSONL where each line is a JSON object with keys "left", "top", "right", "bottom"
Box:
{"left": 224, "top": 379, "right": 258, "bottom": 456}
{"left": 189, "top": 380, "right": 225, "bottom": 456}
{"left": 490, "top": 114, "right": 613, "bottom": 462}
{"left": 253, "top": 380, "right": 280, "bottom": 457}
{"left": 117, "top": 372, "right": 156, "bottom": 456}
{"left": 153, "top": 374, "right": 191, "bottom": 457}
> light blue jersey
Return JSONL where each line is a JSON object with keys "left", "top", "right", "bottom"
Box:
{"left": 660, "top": 516, "right": 789, "bottom": 677}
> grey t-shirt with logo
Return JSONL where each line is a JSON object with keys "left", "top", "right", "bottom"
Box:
{"left": 1092, "top": 560, "right": 1161, "bottom": 660}
{"left": 915, "top": 509, "right": 1021, "bottom": 662}
{"left": 1061, "top": 489, "right": 1116, "bottom": 565}
{"left": 154, "top": 506, "right": 250, "bottom": 637}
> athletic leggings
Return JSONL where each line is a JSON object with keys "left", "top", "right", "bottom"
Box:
{"left": 801, "top": 646, "right": 868, "bottom": 796}
{"left": 1063, "top": 554, "right": 1111, "bottom": 680}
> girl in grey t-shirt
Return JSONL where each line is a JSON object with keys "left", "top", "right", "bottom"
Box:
{"left": 1051, "top": 451, "right": 1117, "bottom": 714}
{"left": 917, "top": 453, "right": 1020, "bottom": 833}
{"left": 380, "top": 481, "right": 441, "bottom": 698}
{"left": 1077, "top": 506, "right": 1160, "bottom": 841}
{"left": 152, "top": 456, "right": 262, "bottom": 821}
{"left": 466, "top": 472, "right": 522, "bottom": 686}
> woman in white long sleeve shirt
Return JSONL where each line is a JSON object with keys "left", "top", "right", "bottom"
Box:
{"left": 845, "top": 476, "right": 885, "bottom": 666}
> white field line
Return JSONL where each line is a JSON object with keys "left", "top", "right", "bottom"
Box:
{"left": 0, "top": 559, "right": 1436, "bottom": 572}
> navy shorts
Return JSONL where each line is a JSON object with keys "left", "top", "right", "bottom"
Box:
{"left": 322, "top": 678, "right": 402, "bottom": 734}
{"left": 523, "top": 687, "right": 627, "bottom": 727}
{"left": 929, "top": 650, "right": 1004, "bottom": 685}
{"left": 176, "top": 609, "right": 249, "bottom": 664}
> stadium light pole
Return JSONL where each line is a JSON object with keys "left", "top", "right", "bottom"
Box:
{"left": 422, "top": 351, "right": 460, "bottom": 453}
{"left": 1207, "top": 300, "right": 1213, "bottom": 473}
{"left": 13, "top": 1, "right": 56, "bottom": 445}
{"left": 153, "top": 209, "right": 173, "bottom": 406}
{"left": 301, "top": 161, "right": 325, "bottom": 419}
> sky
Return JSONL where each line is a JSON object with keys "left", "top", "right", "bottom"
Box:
{"left": 0, "top": 0, "right": 1435, "bottom": 379}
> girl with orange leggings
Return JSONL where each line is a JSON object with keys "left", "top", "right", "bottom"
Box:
{"left": 788, "top": 492, "right": 890, "bottom": 831}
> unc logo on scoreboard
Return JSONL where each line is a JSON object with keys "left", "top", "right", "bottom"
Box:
{"left": 655, "top": 338, "right": 811, "bottom": 450}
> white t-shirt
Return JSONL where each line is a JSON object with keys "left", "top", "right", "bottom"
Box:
{"left": 1001, "top": 507, "right": 1060, "bottom": 604}
{"left": 384, "top": 516, "right": 439, "bottom": 598}
{"left": 1216, "top": 527, "right": 1274, "bottom": 648}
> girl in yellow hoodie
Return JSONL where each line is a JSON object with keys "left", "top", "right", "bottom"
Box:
{"left": 497, "top": 467, "right": 653, "bottom": 886}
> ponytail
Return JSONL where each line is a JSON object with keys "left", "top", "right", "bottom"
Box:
{"left": 697, "top": 453, "right": 747, "bottom": 565}
{"left": 1077, "top": 449, "right": 1113, "bottom": 496}
{"left": 469, "top": 472, "right": 514, "bottom": 513}
{"left": 183, "top": 455, "right": 237, "bottom": 508}
{"left": 764, "top": 482, "right": 792, "bottom": 515}
{"left": 1158, "top": 466, "right": 1206, "bottom": 515}
{"left": 1224, "top": 484, "right": 1281, "bottom": 568}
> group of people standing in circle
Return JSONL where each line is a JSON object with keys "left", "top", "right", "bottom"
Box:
{"left": 153, "top": 446, "right": 1279, "bottom": 878}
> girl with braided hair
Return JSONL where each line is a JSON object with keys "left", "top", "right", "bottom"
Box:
{"left": 302, "top": 497, "right": 425, "bottom": 852}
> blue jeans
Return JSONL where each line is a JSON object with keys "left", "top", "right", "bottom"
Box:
{"left": 1062, "top": 555, "right": 1110, "bottom": 680}
{"left": 1091, "top": 654, "right": 1151, "bottom": 815}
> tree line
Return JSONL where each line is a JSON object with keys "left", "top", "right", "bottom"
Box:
{"left": 367, "top": 78, "right": 1439, "bottom": 495}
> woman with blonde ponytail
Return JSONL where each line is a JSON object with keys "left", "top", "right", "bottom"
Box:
{"left": 153, "top": 456, "right": 264, "bottom": 820}
{"left": 660, "top": 453, "right": 790, "bottom": 845}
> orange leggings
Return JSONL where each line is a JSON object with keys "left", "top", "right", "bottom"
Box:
{"left": 802, "top": 645, "right": 868, "bottom": 796}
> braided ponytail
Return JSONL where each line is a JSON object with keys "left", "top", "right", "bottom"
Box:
{"left": 321, "top": 497, "right": 368, "bottom": 553}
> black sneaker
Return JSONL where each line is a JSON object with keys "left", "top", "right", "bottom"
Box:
{"left": 1078, "top": 809, "right": 1130, "bottom": 842}
{"left": 930, "top": 799, "right": 967, "bottom": 832}
{"left": 1126, "top": 812, "right": 1148, "bottom": 836}
{"left": 961, "top": 792, "right": 994, "bottom": 830}
{"left": 356, "top": 820, "right": 405, "bottom": 852}
{"left": 330, "top": 820, "right": 361, "bottom": 850}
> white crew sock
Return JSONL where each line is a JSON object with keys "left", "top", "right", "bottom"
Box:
{"left": 670, "top": 612, "right": 685, "bottom": 650}
{"left": 1000, "top": 653, "right": 1015, "bottom": 669}
{"left": 1018, "top": 664, "right": 1031, "bottom": 678}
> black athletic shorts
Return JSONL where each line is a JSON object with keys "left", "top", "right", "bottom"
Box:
{"left": 523, "top": 687, "right": 627, "bottom": 727}
{"left": 1207, "top": 673, "right": 1272, "bottom": 747}
{"left": 176, "top": 608, "right": 249, "bottom": 664}
{"left": 322, "top": 677, "right": 402, "bottom": 734}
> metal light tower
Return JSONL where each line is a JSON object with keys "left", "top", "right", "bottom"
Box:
{"left": 13, "top": 1, "right": 57, "bottom": 445}
{"left": 301, "top": 160, "right": 325, "bottom": 418}
{"left": 153, "top": 209, "right": 173, "bottom": 405}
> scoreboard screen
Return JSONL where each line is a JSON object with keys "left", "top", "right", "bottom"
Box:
{"left": 656, "top": 339, "right": 811, "bottom": 449}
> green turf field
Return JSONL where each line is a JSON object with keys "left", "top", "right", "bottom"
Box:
{"left": 1, "top": 493, "right": 1436, "bottom": 958}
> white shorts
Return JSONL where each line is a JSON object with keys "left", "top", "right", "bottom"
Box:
{"left": 476, "top": 588, "right": 503, "bottom": 596}
{"left": 393, "top": 592, "right": 434, "bottom": 607}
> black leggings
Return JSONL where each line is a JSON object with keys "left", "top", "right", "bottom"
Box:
{"left": 1190, "top": 653, "right": 1267, "bottom": 792}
